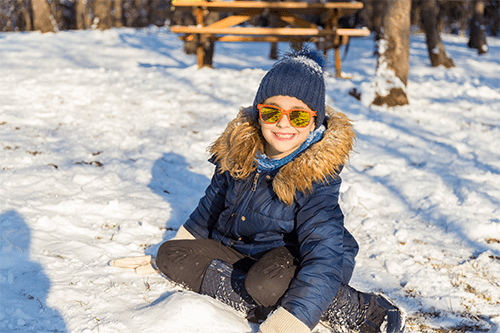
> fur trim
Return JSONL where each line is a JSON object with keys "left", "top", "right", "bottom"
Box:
{"left": 208, "top": 108, "right": 263, "bottom": 179}
{"left": 209, "top": 106, "right": 355, "bottom": 205}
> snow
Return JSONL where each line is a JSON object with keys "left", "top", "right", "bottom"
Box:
{"left": 1, "top": 26, "right": 499, "bottom": 333}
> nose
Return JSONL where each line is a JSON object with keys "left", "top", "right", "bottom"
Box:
{"left": 276, "top": 114, "right": 291, "bottom": 128}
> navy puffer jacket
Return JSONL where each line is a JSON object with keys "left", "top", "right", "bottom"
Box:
{"left": 183, "top": 107, "right": 358, "bottom": 329}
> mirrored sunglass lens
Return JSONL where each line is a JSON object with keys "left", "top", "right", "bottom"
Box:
{"left": 261, "top": 107, "right": 281, "bottom": 123}
{"left": 289, "top": 111, "right": 311, "bottom": 127}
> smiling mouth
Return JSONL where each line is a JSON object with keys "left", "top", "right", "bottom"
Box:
{"left": 273, "top": 132, "right": 295, "bottom": 140}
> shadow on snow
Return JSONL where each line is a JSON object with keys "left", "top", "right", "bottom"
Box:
{"left": 0, "top": 210, "right": 67, "bottom": 332}
{"left": 146, "top": 152, "right": 210, "bottom": 254}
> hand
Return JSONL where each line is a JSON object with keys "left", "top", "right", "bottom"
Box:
{"left": 109, "top": 255, "right": 157, "bottom": 275}
{"left": 258, "top": 307, "right": 310, "bottom": 333}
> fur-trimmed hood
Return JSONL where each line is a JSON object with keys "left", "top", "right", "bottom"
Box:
{"left": 209, "top": 106, "right": 355, "bottom": 205}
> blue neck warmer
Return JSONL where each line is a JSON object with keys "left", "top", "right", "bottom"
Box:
{"left": 256, "top": 125, "right": 326, "bottom": 172}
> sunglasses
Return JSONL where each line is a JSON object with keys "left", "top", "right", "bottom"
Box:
{"left": 257, "top": 104, "right": 317, "bottom": 128}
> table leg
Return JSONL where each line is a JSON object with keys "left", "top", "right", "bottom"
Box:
{"left": 195, "top": 7, "right": 206, "bottom": 68}
{"left": 334, "top": 45, "right": 342, "bottom": 78}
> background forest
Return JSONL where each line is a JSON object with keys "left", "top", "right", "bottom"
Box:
{"left": 2, "top": 0, "right": 498, "bottom": 108}
{"left": 1, "top": 0, "right": 499, "bottom": 39}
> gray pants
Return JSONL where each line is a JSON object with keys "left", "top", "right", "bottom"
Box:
{"left": 156, "top": 239, "right": 296, "bottom": 307}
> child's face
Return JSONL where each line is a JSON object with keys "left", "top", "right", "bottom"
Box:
{"left": 259, "top": 95, "right": 316, "bottom": 160}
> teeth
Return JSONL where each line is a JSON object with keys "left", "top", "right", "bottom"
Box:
{"left": 275, "top": 133, "right": 294, "bottom": 139}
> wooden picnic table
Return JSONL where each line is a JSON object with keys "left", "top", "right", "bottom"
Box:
{"left": 170, "top": 1, "right": 370, "bottom": 76}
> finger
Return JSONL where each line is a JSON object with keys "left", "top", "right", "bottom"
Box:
{"left": 135, "top": 263, "right": 157, "bottom": 275}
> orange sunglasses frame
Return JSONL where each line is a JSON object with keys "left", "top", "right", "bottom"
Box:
{"left": 257, "top": 104, "right": 317, "bottom": 128}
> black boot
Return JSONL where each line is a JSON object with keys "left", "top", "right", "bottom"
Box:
{"left": 323, "top": 284, "right": 406, "bottom": 333}
{"left": 199, "top": 259, "right": 257, "bottom": 314}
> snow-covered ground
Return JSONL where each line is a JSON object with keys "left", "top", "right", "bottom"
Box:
{"left": 0, "top": 26, "right": 499, "bottom": 333}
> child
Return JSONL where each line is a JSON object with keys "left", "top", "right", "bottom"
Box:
{"left": 111, "top": 48, "right": 406, "bottom": 333}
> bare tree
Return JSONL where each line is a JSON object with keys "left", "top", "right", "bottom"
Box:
{"left": 371, "top": 0, "right": 385, "bottom": 44}
{"left": 370, "top": 0, "right": 411, "bottom": 107}
{"left": 419, "top": 0, "right": 454, "bottom": 68}
{"left": 438, "top": 0, "right": 471, "bottom": 35}
{"left": 32, "top": 0, "right": 56, "bottom": 32}
{"left": 123, "top": 0, "right": 151, "bottom": 27}
{"left": 149, "top": 0, "right": 171, "bottom": 26}
{"left": 492, "top": 1, "right": 499, "bottom": 36}
{"left": 1, "top": 0, "right": 32, "bottom": 31}
{"left": 358, "top": 0, "right": 385, "bottom": 54}
{"left": 17, "top": 0, "right": 32, "bottom": 31}
{"left": 76, "top": 0, "right": 93, "bottom": 29}
{"left": 114, "top": 0, "right": 124, "bottom": 28}
{"left": 468, "top": 0, "right": 488, "bottom": 54}
{"left": 95, "top": 0, "right": 113, "bottom": 30}
{"left": 1, "top": 0, "right": 171, "bottom": 31}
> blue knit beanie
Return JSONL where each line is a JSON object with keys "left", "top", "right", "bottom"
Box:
{"left": 252, "top": 47, "right": 326, "bottom": 128}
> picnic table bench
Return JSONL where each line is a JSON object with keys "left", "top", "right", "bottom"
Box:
{"left": 170, "top": 0, "right": 370, "bottom": 76}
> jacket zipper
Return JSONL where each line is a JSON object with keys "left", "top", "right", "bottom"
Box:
{"left": 225, "top": 171, "right": 260, "bottom": 242}
{"left": 224, "top": 171, "right": 258, "bottom": 226}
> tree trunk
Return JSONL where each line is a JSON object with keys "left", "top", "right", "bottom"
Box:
{"left": 123, "top": 0, "right": 138, "bottom": 27}
{"left": 114, "top": 0, "right": 124, "bottom": 28}
{"left": 48, "top": 1, "right": 65, "bottom": 31}
{"left": 0, "top": 1, "right": 11, "bottom": 31}
{"left": 1, "top": 0, "right": 32, "bottom": 31}
{"left": 468, "top": 0, "right": 488, "bottom": 54}
{"left": 17, "top": 0, "right": 33, "bottom": 31}
{"left": 149, "top": 0, "right": 169, "bottom": 26}
{"left": 369, "top": 0, "right": 384, "bottom": 55}
{"left": 0, "top": 2, "right": 6, "bottom": 31}
{"left": 411, "top": 3, "right": 420, "bottom": 29}
{"left": 419, "top": 0, "right": 454, "bottom": 68}
{"left": 371, "top": 0, "right": 385, "bottom": 48}
{"left": 371, "top": 0, "right": 411, "bottom": 107}
{"left": 124, "top": 0, "right": 149, "bottom": 27}
{"left": 76, "top": 0, "right": 92, "bottom": 29}
{"left": 492, "top": 1, "right": 499, "bottom": 36}
{"left": 200, "top": 11, "right": 218, "bottom": 67}
{"left": 95, "top": 0, "right": 113, "bottom": 29}
{"left": 491, "top": 0, "right": 500, "bottom": 37}
{"left": 32, "top": 0, "right": 55, "bottom": 32}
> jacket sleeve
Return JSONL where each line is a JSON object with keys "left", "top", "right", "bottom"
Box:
{"left": 279, "top": 176, "right": 349, "bottom": 330}
{"left": 183, "top": 165, "right": 228, "bottom": 239}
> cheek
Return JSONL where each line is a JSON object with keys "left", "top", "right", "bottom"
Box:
{"left": 297, "top": 130, "right": 310, "bottom": 142}
{"left": 259, "top": 122, "right": 273, "bottom": 137}
{"left": 258, "top": 119, "right": 265, "bottom": 133}
{"left": 299, "top": 121, "right": 315, "bottom": 135}
{"left": 261, "top": 127, "right": 275, "bottom": 144}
